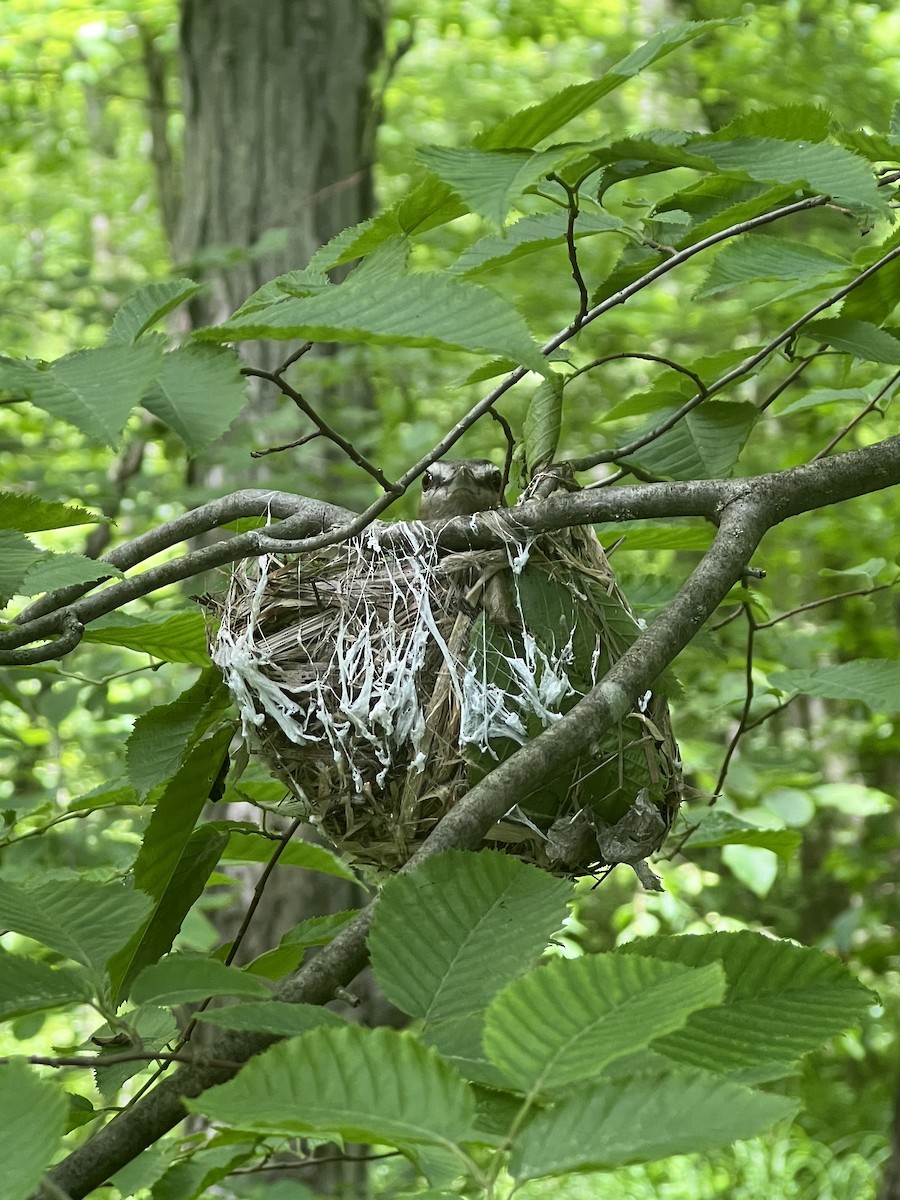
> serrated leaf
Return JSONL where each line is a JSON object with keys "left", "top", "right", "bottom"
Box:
{"left": 194, "top": 1001, "right": 346, "bottom": 1036}
{"left": 188, "top": 1026, "right": 477, "bottom": 1150}
{"left": 418, "top": 145, "right": 562, "bottom": 227}
{"left": 483, "top": 955, "right": 724, "bottom": 1093}
{"left": 451, "top": 211, "right": 623, "bottom": 276}
{"left": 19, "top": 553, "right": 124, "bottom": 596}
{"left": 369, "top": 850, "right": 572, "bottom": 1022}
{"left": 696, "top": 235, "right": 848, "bottom": 298}
{"left": 107, "top": 278, "right": 204, "bottom": 344}
{"left": 0, "top": 879, "right": 151, "bottom": 978}
{"left": 713, "top": 104, "right": 833, "bottom": 143}
{"left": 483, "top": 22, "right": 734, "bottom": 150}
{"left": 623, "top": 401, "right": 757, "bottom": 480}
{"left": 281, "top": 909, "right": 360, "bottom": 948}
{"left": 126, "top": 670, "right": 232, "bottom": 797}
{"left": 0, "top": 949, "right": 92, "bottom": 1020}
{"left": 223, "top": 832, "right": 357, "bottom": 881}
{"left": 0, "top": 531, "right": 48, "bottom": 602}
{"left": 771, "top": 659, "right": 900, "bottom": 712}
{"left": 619, "top": 931, "right": 875, "bottom": 1076}
{"left": 15, "top": 342, "right": 163, "bottom": 443}
{"left": 92, "top": 1005, "right": 179, "bottom": 1099}
{"left": 142, "top": 344, "right": 247, "bottom": 452}
{"left": 0, "top": 492, "right": 101, "bottom": 533}
{"left": 131, "top": 956, "right": 271, "bottom": 1006}
{"left": 0, "top": 1060, "right": 67, "bottom": 1200}
{"left": 523, "top": 373, "right": 564, "bottom": 473}
{"left": 318, "top": 23, "right": 732, "bottom": 269}
{"left": 201, "top": 239, "right": 547, "bottom": 375}
{"left": 509, "top": 1069, "right": 797, "bottom": 1179}
{"left": 82, "top": 609, "right": 211, "bottom": 665}
{"left": 108, "top": 727, "right": 232, "bottom": 1001}
{"left": 696, "top": 137, "right": 886, "bottom": 215}
{"left": 799, "top": 317, "right": 900, "bottom": 364}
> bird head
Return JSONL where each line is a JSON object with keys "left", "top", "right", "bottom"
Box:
{"left": 419, "top": 459, "right": 504, "bottom": 519}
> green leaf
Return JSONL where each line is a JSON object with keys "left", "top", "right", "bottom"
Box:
{"left": 0, "top": 1060, "right": 67, "bottom": 1200}
{"left": 281, "top": 909, "right": 360, "bottom": 948}
{"left": 19, "top": 553, "right": 124, "bottom": 597}
{"left": 451, "top": 211, "right": 623, "bottom": 276}
{"left": 417, "top": 145, "right": 562, "bottom": 227}
{"left": 108, "top": 727, "right": 232, "bottom": 1001}
{"left": 194, "top": 1001, "right": 346, "bottom": 1036}
{"left": 593, "top": 520, "right": 713, "bottom": 551}
{"left": 188, "top": 1026, "right": 477, "bottom": 1149}
{"left": 696, "top": 235, "right": 848, "bottom": 298}
{"left": 799, "top": 318, "right": 900, "bottom": 364}
{"left": 509, "top": 1069, "right": 797, "bottom": 1179}
{"left": 92, "top": 1006, "right": 178, "bottom": 1100}
{"left": 1, "top": 542, "right": 50, "bottom": 603}
{"left": 131, "top": 956, "right": 271, "bottom": 1006}
{"left": 369, "top": 850, "right": 572, "bottom": 1021}
{"left": 319, "top": 24, "right": 732, "bottom": 268}
{"left": 0, "top": 949, "right": 92, "bottom": 1020}
{"left": 523, "top": 372, "right": 564, "bottom": 472}
{"left": 811, "top": 782, "right": 893, "bottom": 815}
{"left": 223, "top": 832, "right": 357, "bottom": 881}
{"left": 483, "top": 22, "right": 735, "bottom": 150}
{"left": 0, "top": 878, "right": 151, "bottom": 979}
{"left": 142, "top": 344, "right": 248, "bottom": 452}
{"left": 201, "top": 238, "right": 548, "bottom": 375}
{"left": 771, "top": 659, "right": 900, "bottom": 712}
{"left": 619, "top": 931, "right": 875, "bottom": 1078}
{"left": 126, "top": 670, "right": 232, "bottom": 798}
{"left": 0, "top": 492, "right": 101, "bottom": 533}
{"left": 713, "top": 104, "right": 833, "bottom": 143}
{"left": 0, "top": 342, "right": 163, "bottom": 444}
{"left": 623, "top": 401, "right": 757, "bottom": 480}
{"left": 696, "top": 137, "right": 886, "bottom": 215}
{"left": 82, "top": 609, "right": 212, "bottom": 665}
{"left": 483, "top": 955, "right": 725, "bottom": 1093}
{"left": 684, "top": 811, "right": 802, "bottom": 860}
{"left": 107, "top": 278, "right": 204, "bottom": 344}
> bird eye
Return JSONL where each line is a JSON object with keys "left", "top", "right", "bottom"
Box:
{"left": 422, "top": 470, "right": 435, "bottom": 492}
{"left": 490, "top": 468, "right": 502, "bottom": 490}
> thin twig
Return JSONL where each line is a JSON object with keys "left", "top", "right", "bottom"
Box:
{"left": 569, "top": 351, "right": 708, "bottom": 397}
{"left": 813, "top": 369, "right": 900, "bottom": 459}
{"left": 571, "top": 236, "right": 900, "bottom": 470}
{"left": 710, "top": 602, "right": 757, "bottom": 804}
{"left": 756, "top": 579, "right": 898, "bottom": 628}
{"left": 243, "top": 366, "right": 398, "bottom": 492}
{"left": 549, "top": 173, "right": 589, "bottom": 326}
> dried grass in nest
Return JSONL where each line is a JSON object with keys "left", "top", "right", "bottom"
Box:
{"left": 210, "top": 521, "right": 682, "bottom": 878}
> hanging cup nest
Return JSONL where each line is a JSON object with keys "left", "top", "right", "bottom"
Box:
{"left": 210, "top": 519, "right": 682, "bottom": 881}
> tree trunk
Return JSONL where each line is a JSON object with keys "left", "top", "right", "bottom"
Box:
{"left": 177, "top": 0, "right": 383, "bottom": 335}
{"left": 170, "top": 5, "right": 391, "bottom": 1195}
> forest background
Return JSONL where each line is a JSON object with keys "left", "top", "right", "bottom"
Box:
{"left": 1, "top": 2, "right": 899, "bottom": 1199}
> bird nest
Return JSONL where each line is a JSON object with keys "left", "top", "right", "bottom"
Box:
{"left": 210, "top": 521, "right": 682, "bottom": 880}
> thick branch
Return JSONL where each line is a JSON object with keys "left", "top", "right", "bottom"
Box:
{"left": 41, "top": 491, "right": 768, "bottom": 1199}
{"left": 5, "top": 436, "right": 900, "bottom": 665}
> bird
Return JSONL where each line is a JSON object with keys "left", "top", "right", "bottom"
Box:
{"left": 418, "top": 459, "right": 504, "bottom": 520}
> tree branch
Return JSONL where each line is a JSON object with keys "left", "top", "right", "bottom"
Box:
{"left": 5, "top": 437, "right": 900, "bottom": 665}
{"left": 37, "top": 435, "right": 900, "bottom": 1198}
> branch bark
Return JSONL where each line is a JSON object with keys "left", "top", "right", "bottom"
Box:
{"left": 37, "top": 436, "right": 900, "bottom": 1198}
{"left": 6, "top": 435, "right": 900, "bottom": 665}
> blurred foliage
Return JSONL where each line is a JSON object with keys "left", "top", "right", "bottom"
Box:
{"left": 0, "top": 2, "right": 898, "bottom": 1198}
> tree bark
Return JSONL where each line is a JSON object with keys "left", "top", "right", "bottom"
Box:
{"left": 176, "top": 0, "right": 383, "bottom": 330}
